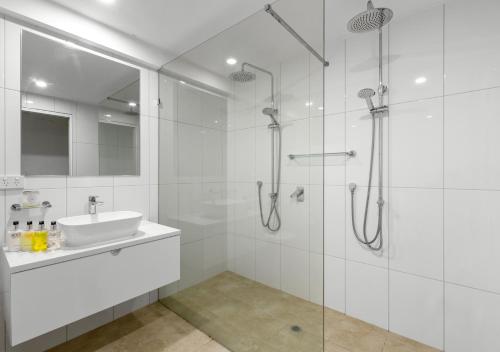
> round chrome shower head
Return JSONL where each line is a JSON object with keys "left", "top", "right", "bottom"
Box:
{"left": 229, "top": 70, "right": 256, "bottom": 83}
{"left": 347, "top": 0, "right": 393, "bottom": 33}
{"left": 358, "top": 88, "right": 376, "bottom": 99}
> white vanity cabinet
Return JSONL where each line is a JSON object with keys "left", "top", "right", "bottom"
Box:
{"left": 0, "top": 222, "right": 180, "bottom": 346}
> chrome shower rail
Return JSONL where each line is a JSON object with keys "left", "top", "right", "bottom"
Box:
{"left": 288, "top": 151, "right": 356, "bottom": 160}
{"left": 264, "top": 4, "right": 329, "bottom": 67}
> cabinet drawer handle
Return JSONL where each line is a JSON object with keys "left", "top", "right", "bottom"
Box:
{"left": 110, "top": 249, "right": 122, "bottom": 256}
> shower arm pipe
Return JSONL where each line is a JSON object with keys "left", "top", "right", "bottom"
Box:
{"left": 241, "top": 62, "right": 275, "bottom": 108}
{"left": 264, "top": 4, "right": 329, "bottom": 67}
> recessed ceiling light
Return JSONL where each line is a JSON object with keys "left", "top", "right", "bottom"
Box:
{"left": 26, "top": 100, "right": 34, "bottom": 104}
{"left": 179, "top": 80, "right": 186, "bottom": 85}
{"left": 33, "top": 79, "right": 48, "bottom": 88}
{"left": 415, "top": 76, "right": 427, "bottom": 85}
{"left": 98, "top": 0, "right": 116, "bottom": 5}
{"left": 105, "top": 114, "right": 112, "bottom": 118}
{"left": 128, "top": 102, "right": 137, "bottom": 107}
{"left": 426, "top": 115, "right": 433, "bottom": 119}
{"left": 226, "top": 57, "right": 237, "bottom": 65}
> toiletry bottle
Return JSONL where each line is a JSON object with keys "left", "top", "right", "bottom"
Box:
{"left": 6, "top": 221, "right": 22, "bottom": 252}
{"left": 20, "top": 221, "right": 34, "bottom": 252}
{"left": 48, "top": 221, "right": 61, "bottom": 250}
{"left": 32, "top": 221, "right": 48, "bottom": 252}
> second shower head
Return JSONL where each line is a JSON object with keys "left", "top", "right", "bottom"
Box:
{"left": 358, "top": 88, "right": 376, "bottom": 111}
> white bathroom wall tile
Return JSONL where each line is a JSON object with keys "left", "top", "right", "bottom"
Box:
{"left": 444, "top": 88, "right": 500, "bottom": 190}
{"left": 140, "top": 68, "right": 150, "bottom": 120}
{"left": 445, "top": 283, "right": 500, "bottom": 352}
{"left": 234, "top": 235, "right": 255, "bottom": 280}
{"left": 389, "top": 188, "right": 443, "bottom": 280}
{"left": 226, "top": 131, "right": 236, "bottom": 182}
{"left": 281, "top": 54, "right": 309, "bottom": 122}
{"left": 255, "top": 125, "right": 272, "bottom": 184}
{"left": 346, "top": 110, "right": 388, "bottom": 188}
{"left": 324, "top": 185, "right": 345, "bottom": 258}
{"left": 226, "top": 233, "right": 235, "bottom": 272}
{"left": 389, "top": 98, "right": 443, "bottom": 188}
{"left": 114, "top": 185, "right": 148, "bottom": 217}
{"left": 148, "top": 70, "right": 159, "bottom": 118}
{"left": 177, "top": 183, "right": 203, "bottom": 244}
{"left": 203, "top": 128, "right": 225, "bottom": 183}
{"left": 0, "top": 19, "right": 5, "bottom": 88}
{"left": 38, "top": 188, "right": 67, "bottom": 221}
{"left": 346, "top": 260, "right": 388, "bottom": 329}
{"left": 445, "top": 189, "right": 500, "bottom": 293}
{"left": 346, "top": 30, "right": 388, "bottom": 112}
{"left": 67, "top": 176, "right": 113, "bottom": 188}
{"left": 281, "top": 245, "right": 309, "bottom": 300}
{"left": 159, "top": 74, "right": 177, "bottom": 120}
{"left": 179, "top": 241, "right": 204, "bottom": 290}
{"left": 324, "top": 113, "right": 347, "bottom": 186}
{"left": 281, "top": 183, "right": 308, "bottom": 250}
{"left": 67, "top": 308, "right": 113, "bottom": 340}
{"left": 445, "top": 0, "right": 500, "bottom": 94}
{"left": 204, "top": 234, "right": 227, "bottom": 279}
{"left": 255, "top": 239, "right": 281, "bottom": 290}
{"left": 149, "top": 117, "right": 159, "bottom": 185}
{"left": 0, "top": 89, "right": 4, "bottom": 175}
{"left": 345, "top": 186, "right": 388, "bottom": 268}
{"left": 309, "top": 55, "right": 324, "bottom": 119}
{"left": 24, "top": 176, "right": 66, "bottom": 189}
{"left": 177, "top": 84, "right": 204, "bottom": 126}
{"left": 202, "top": 183, "right": 226, "bottom": 238}
{"left": 229, "top": 79, "right": 255, "bottom": 130}
{"left": 54, "top": 98, "right": 76, "bottom": 115}
{"left": 149, "top": 185, "right": 158, "bottom": 222}
{"left": 67, "top": 186, "right": 113, "bottom": 216}
{"left": 325, "top": 38, "right": 346, "bottom": 115}
{"left": 389, "top": 271, "right": 444, "bottom": 349}
{"left": 232, "top": 182, "right": 255, "bottom": 239}
{"left": 0, "top": 191, "right": 6, "bottom": 245}
{"left": 308, "top": 116, "right": 324, "bottom": 186}
{"left": 389, "top": 5, "right": 443, "bottom": 104}
{"left": 158, "top": 184, "right": 178, "bottom": 227}
{"left": 202, "top": 93, "right": 227, "bottom": 130}
{"left": 158, "top": 119, "right": 178, "bottom": 184}
{"left": 233, "top": 128, "right": 255, "bottom": 183}
{"left": 5, "top": 89, "right": 20, "bottom": 175}
{"left": 282, "top": 118, "right": 309, "bottom": 185}
{"left": 177, "top": 122, "right": 203, "bottom": 183}
{"left": 308, "top": 184, "right": 323, "bottom": 254}
{"left": 325, "top": 255, "right": 345, "bottom": 313}
{"left": 114, "top": 293, "right": 150, "bottom": 319}
{"left": 7, "top": 326, "right": 66, "bottom": 352}
{"left": 4, "top": 21, "right": 20, "bottom": 92}
{"left": 149, "top": 290, "right": 159, "bottom": 303}
{"left": 309, "top": 252, "right": 323, "bottom": 305}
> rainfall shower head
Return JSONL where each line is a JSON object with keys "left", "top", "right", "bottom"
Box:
{"left": 347, "top": 0, "right": 393, "bottom": 33}
{"left": 229, "top": 69, "right": 256, "bottom": 83}
{"left": 358, "top": 88, "right": 376, "bottom": 111}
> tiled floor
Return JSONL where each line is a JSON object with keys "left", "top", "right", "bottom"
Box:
{"left": 48, "top": 303, "right": 229, "bottom": 352}
{"left": 161, "top": 272, "right": 440, "bottom": 352}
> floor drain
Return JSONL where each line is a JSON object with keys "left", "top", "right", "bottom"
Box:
{"left": 290, "top": 325, "right": 302, "bottom": 333}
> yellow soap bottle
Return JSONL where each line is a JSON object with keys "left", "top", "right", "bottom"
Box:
{"left": 32, "top": 220, "right": 48, "bottom": 252}
{"left": 20, "top": 221, "right": 34, "bottom": 252}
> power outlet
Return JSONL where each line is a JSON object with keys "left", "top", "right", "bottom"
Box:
{"left": 0, "top": 176, "right": 25, "bottom": 189}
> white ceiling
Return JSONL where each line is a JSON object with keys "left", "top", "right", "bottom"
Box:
{"left": 22, "top": 31, "right": 139, "bottom": 106}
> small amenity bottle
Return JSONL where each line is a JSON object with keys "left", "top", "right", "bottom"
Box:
{"left": 32, "top": 221, "right": 48, "bottom": 252}
{"left": 20, "top": 221, "right": 34, "bottom": 252}
{"left": 6, "top": 221, "right": 22, "bottom": 252}
{"left": 48, "top": 221, "right": 61, "bottom": 250}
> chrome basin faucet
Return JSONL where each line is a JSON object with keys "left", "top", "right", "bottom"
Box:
{"left": 88, "top": 195, "right": 103, "bottom": 215}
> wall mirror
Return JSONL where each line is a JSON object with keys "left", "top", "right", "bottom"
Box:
{"left": 20, "top": 30, "right": 141, "bottom": 176}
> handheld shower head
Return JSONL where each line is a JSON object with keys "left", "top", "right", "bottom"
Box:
{"left": 358, "top": 88, "right": 376, "bottom": 111}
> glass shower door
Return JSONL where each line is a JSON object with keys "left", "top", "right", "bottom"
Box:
{"left": 157, "top": 0, "right": 326, "bottom": 350}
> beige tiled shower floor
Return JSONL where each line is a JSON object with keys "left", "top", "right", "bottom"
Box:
{"left": 161, "top": 272, "right": 440, "bottom": 352}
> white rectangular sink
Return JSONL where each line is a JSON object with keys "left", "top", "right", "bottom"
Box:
{"left": 58, "top": 211, "right": 143, "bottom": 247}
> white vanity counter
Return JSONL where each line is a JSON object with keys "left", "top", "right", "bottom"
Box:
{"left": 1, "top": 221, "right": 181, "bottom": 346}
{"left": 2, "top": 221, "right": 180, "bottom": 273}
